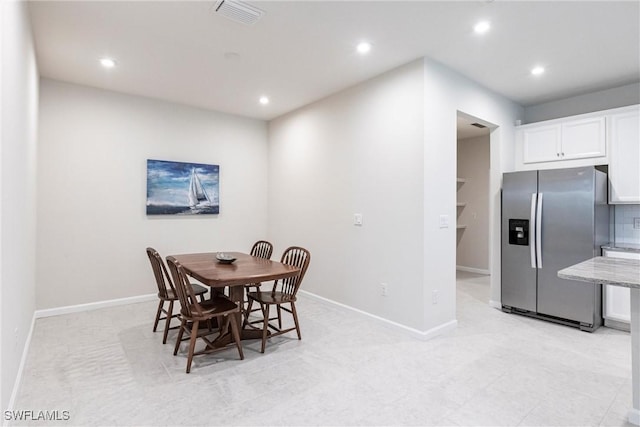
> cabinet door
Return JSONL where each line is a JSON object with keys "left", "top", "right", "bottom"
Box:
{"left": 522, "top": 124, "right": 561, "bottom": 164}
{"left": 602, "top": 249, "right": 637, "bottom": 325}
{"left": 561, "top": 116, "right": 606, "bottom": 160}
{"left": 609, "top": 109, "right": 640, "bottom": 203}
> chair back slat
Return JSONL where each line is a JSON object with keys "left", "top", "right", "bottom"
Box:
{"left": 276, "top": 246, "right": 310, "bottom": 297}
{"left": 166, "top": 256, "right": 203, "bottom": 318}
{"left": 250, "top": 240, "right": 273, "bottom": 260}
{"left": 146, "top": 247, "right": 176, "bottom": 299}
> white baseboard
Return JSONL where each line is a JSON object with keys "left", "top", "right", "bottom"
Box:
{"left": 456, "top": 265, "right": 490, "bottom": 275}
{"left": 5, "top": 313, "right": 36, "bottom": 426}
{"left": 604, "top": 318, "right": 631, "bottom": 332}
{"left": 35, "top": 293, "right": 157, "bottom": 319}
{"left": 298, "top": 290, "right": 457, "bottom": 341}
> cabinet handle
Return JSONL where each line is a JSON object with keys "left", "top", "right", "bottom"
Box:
{"left": 561, "top": 152, "right": 565, "bottom": 156}
{"left": 557, "top": 153, "right": 560, "bottom": 157}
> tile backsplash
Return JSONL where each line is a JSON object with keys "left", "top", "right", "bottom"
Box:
{"left": 614, "top": 204, "right": 640, "bottom": 245}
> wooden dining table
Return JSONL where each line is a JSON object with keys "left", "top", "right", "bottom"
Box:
{"left": 168, "top": 251, "right": 301, "bottom": 343}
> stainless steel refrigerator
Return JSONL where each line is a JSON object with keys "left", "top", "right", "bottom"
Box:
{"left": 501, "top": 166, "right": 609, "bottom": 331}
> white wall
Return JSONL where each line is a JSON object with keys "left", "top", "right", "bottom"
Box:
{"left": 1, "top": 0, "right": 39, "bottom": 411}
{"left": 269, "top": 57, "right": 522, "bottom": 333}
{"left": 37, "top": 79, "right": 268, "bottom": 309}
{"left": 268, "top": 60, "right": 426, "bottom": 330}
{"left": 523, "top": 82, "right": 640, "bottom": 124}
{"left": 422, "top": 57, "right": 523, "bottom": 322}
{"left": 456, "top": 135, "right": 490, "bottom": 273}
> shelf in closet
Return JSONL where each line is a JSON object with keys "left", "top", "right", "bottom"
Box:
{"left": 457, "top": 178, "right": 467, "bottom": 231}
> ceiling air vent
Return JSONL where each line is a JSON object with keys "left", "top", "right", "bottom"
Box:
{"left": 471, "top": 122, "right": 487, "bottom": 129}
{"left": 213, "top": 0, "right": 265, "bottom": 25}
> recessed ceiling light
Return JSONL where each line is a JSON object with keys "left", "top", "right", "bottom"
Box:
{"left": 99, "top": 57, "right": 117, "bottom": 68}
{"left": 474, "top": 21, "right": 491, "bottom": 34}
{"left": 356, "top": 42, "right": 372, "bottom": 55}
{"left": 259, "top": 96, "right": 269, "bottom": 105}
{"left": 531, "top": 66, "right": 545, "bottom": 76}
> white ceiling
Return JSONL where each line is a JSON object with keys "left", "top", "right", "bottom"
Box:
{"left": 29, "top": 1, "right": 640, "bottom": 121}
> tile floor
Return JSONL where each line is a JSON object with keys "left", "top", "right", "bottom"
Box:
{"left": 11, "top": 272, "right": 634, "bottom": 426}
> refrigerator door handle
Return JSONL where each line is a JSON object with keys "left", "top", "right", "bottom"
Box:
{"left": 530, "top": 193, "right": 537, "bottom": 268}
{"left": 536, "top": 192, "right": 543, "bottom": 269}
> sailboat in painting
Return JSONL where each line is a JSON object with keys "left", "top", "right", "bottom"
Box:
{"left": 188, "top": 168, "right": 212, "bottom": 211}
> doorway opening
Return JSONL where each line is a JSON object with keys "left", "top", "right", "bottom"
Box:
{"left": 456, "top": 112, "right": 493, "bottom": 304}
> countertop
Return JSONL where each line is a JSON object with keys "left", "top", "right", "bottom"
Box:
{"left": 558, "top": 256, "right": 640, "bottom": 289}
{"left": 602, "top": 243, "right": 640, "bottom": 254}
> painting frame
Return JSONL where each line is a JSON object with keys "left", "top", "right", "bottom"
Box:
{"left": 146, "top": 159, "right": 220, "bottom": 215}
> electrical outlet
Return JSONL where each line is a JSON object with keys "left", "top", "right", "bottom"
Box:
{"left": 381, "top": 283, "right": 388, "bottom": 297}
{"left": 432, "top": 290, "right": 438, "bottom": 304}
{"left": 634, "top": 217, "right": 640, "bottom": 230}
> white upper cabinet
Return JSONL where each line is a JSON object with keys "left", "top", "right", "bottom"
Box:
{"left": 560, "top": 116, "right": 606, "bottom": 160}
{"left": 520, "top": 115, "right": 606, "bottom": 165}
{"left": 515, "top": 105, "right": 639, "bottom": 203}
{"left": 608, "top": 106, "right": 640, "bottom": 204}
{"left": 522, "top": 124, "right": 561, "bottom": 163}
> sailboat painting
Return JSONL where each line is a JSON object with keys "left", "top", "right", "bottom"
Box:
{"left": 146, "top": 159, "right": 219, "bottom": 215}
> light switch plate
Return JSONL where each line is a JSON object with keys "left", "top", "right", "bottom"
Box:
{"left": 354, "top": 213, "right": 363, "bottom": 226}
{"left": 439, "top": 214, "right": 449, "bottom": 228}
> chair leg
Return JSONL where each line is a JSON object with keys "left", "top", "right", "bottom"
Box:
{"left": 242, "top": 287, "right": 250, "bottom": 314}
{"left": 277, "top": 305, "right": 282, "bottom": 329}
{"left": 186, "top": 320, "right": 199, "bottom": 374}
{"left": 261, "top": 304, "right": 270, "bottom": 353}
{"left": 217, "top": 315, "right": 228, "bottom": 335}
{"left": 229, "top": 313, "right": 244, "bottom": 360}
{"left": 174, "top": 318, "right": 186, "bottom": 356}
{"left": 162, "top": 300, "right": 174, "bottom": 344}
{"left": 291, "top": 302, "right": 302, "bottom": 340}
{"left": 244, "top": 299, "right": 254, "bottom": 327}
{"left": 153, "top": 299, "right": 164, "bottom": 332}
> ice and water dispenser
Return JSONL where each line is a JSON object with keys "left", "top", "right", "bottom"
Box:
{"left": 508, "top": 219, "right": 529, "bottom": 246}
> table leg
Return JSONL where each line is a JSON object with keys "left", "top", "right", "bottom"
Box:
{"left": 630, "top": 288, "right": 640, "bottom": 426}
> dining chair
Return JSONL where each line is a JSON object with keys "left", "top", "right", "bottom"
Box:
{"left": 250, "top": 240, "right": 274, "bottom": 263}
{"left": 166, "top": 256, "right": 244, "bottom": 373}
{"left": 243, "top": 240, "right": 274, "bottom": 320}
{"left": 244, "top": 246, "right": 311, "bottom": 353}
{"left": 146, "top": 247, "right": 209, "bottom": 344}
